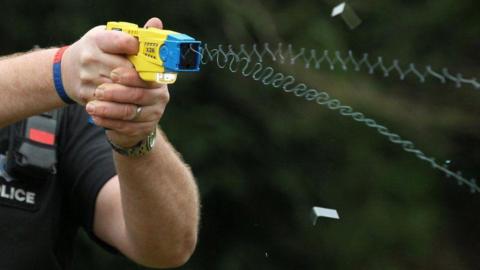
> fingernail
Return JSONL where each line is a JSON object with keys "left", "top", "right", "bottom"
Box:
{"left": 95, "top": 87, "right": 104, "bottom": 99}
{"left": 86, "top": 102, "right": 95, "bottom": 114}
{"left": 110, "top": 71, "right": 120, "bottom": 82}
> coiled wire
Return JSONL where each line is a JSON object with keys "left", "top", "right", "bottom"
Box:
{"left": 190, "top": 43, "right": 479, "bottom": 194}
{"left": 232, "top": 43, "right": 479, "bottom": 90}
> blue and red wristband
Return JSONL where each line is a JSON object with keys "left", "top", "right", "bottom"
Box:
{"left": 53, "top": 46, "right": 75, "bottom": 104}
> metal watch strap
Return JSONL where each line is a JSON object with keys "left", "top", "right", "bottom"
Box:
{"left": 108, "top": 129, "right": 156, "bottom": 158}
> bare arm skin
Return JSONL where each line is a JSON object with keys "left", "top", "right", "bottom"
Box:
{"left": 0, "top": 49, "right": 64, "bottom": 127}
{"left": 0, "top": 24, "right": 135, "bottom": 126}
{"left": 0, "top": 17, "right": 200, "bottom": 268}
{"left": 94, "top": 130, "right": 199, "bottom": 268}
{"left": 86, "top": 18, "right": 200, "bottom": 268}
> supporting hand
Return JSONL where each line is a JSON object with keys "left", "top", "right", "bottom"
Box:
{"left": 83, "top": 18, "right": 168, "bottom": 148}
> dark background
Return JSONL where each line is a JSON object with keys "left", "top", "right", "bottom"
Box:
{"left": 1, "top": 0, "right": 480, "bottom": 269}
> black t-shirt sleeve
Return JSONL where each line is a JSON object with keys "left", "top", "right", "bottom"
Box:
{"left": 57, "top": 105, "right": 117, "bottom": 251}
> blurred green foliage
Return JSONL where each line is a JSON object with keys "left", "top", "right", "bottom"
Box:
{"left": 2, "top": 0, "right": 480, "bottom": 269}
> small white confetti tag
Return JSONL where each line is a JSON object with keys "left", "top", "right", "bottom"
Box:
{"left": 312, "top": 206, "right": 340, "bottom": 225}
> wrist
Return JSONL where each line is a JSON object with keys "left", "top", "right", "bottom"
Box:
{"left": 53, "top": 46, "right": 76, "bottom": 104}
{"left": 107, "top": 129, "right": 157, "bottom": 158}
{"left": 106, "top": 130, "right": 151, "bottom": 148}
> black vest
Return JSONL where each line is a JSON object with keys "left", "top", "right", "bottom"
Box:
{"left": 0, "top": 111, "right": 60, "bottom": 211}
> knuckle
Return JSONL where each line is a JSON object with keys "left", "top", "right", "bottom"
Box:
{"left": 102, "top": 87, "right": 113, "bottom": 100}
{"left": 123, "top": 105, "right": 135, "bottom": 120}
{"left": 114, "top": 35, "right": 131, "bottom": 50}
{"left": 160, "top": 90, "right": 170, "bottom": 103}
{"left": 98, "top": 105, "right": 108, "bottom": 116}
{"left": 154, "top": 87, "right": 170, "bottom": 104}
{"left": 92, "top": 31, "right": 107, "bottom": 47}
{"left": 130, "top": 88, "right": 145, "bottom": 103}
{"left": 152, "top": 108, "right": 164, "bottom": 120}
{"left": 121, "top": 70, "right": 137, "bottom": 83}
{"left": 78, "top": 89, "right": 90, "bottom": 103}
{"left": 79, "top": 70, "right": 93, "bottom": 82}
{"left": 79, "top": 51, "right": 96, "bottom": 65}
{"left": 90, "top": 29, "right": 102, "bottom": 40}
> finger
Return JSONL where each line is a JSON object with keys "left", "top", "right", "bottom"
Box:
{"left": 76, "top": 79, "right": 112, "bottom": 104}
{"left": 95, "top": 28, "right": 139, "bottom": 55}
{"left": 86, "top": 101, "right": 166, "bottom": 122}
{"left": 144, "top": 17, "right": 163, "bottom": 29}
{"left": 94, "top": 54, "right": 133, "bottom": 79}
{"left": 91, "top": 116, "right": 156, "bottom": 138}
{"left": 110, "top": 66, "right": 162, "bottom": 88}
{"left": 94, "top": 83, "right": 169, "bottom": 106}
{"left": 78, "top": 64, "right": 114, "bottom": 86}
{"left": 99, "top": 53, "right": 133, "bottom": 71}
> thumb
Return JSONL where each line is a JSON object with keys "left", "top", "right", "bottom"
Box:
{"left": 144, "top": 17, "right": 163, "bottom": 29}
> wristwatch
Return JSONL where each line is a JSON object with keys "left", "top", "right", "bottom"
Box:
{"left": 108, "top": 129, "right": 156, "bottom": 158}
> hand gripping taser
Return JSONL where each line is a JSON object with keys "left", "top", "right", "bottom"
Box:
{"left": 88, "top": 22, "right": 202, "bottom": 124}
{"left": 106, "top": 21, "right": 202, "bottom": 84}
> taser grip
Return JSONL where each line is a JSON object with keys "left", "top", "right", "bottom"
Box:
{"left": 106, "top": 21, "right": 201, "bottom": 84}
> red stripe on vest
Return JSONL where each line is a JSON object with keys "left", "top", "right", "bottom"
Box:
{"left": 29, "top": 128, "right": 55, "bottom": 145}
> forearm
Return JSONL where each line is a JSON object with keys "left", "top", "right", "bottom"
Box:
{"left": 114, "top": 128, "right": 199, "bottom": 267}
{"left": 0, "top": 49, "right": 65, "bottom": 127}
